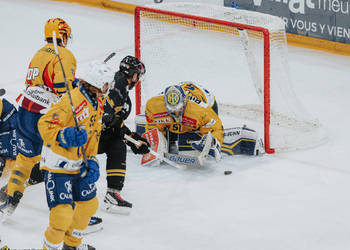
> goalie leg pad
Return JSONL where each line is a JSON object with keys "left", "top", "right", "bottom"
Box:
{"left": 221, "top": 127, "right": 261, "bottom": 156}
{"left": 191, "top": 132, "right": 221, "bottom": 162}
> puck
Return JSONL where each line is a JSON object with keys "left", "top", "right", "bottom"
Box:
{"left": 224, "top": 170, "right": 232, "bottom": 175}
{"left": 0, "top": 88, "right": 5, "bottom": 96}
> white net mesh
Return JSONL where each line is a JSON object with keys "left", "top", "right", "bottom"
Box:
{"left": 136, "top": 3, "right": 327, "bottom": 152}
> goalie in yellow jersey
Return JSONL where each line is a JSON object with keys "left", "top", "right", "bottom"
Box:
{"left": 144, "top": 82, "right": 224, "bottom": 166}
{"left": 38, "top": 62, "right": 114, "bottom": 250}
{"left": 141, "top": 81, "right": 264, "bottom": 167}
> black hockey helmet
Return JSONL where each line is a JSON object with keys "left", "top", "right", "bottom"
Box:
{"left": 119, "top": 56, "right": 146, "bottom": 80}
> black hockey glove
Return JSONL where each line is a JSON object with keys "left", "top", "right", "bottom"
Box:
{"left": 120, "top": 125, "right": 132, "bottom": 137}
{"left": 102, "top": 112, "right": 122, "bottom": 130}
{"left": 126, "top": 132, "right": 150, "bottom": 155}
{"left": 0, "top": 156, "right": 6, "bottom": 178}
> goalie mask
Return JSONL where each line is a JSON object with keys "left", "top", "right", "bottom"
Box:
{"left": 164, "top": 85, "right": 187, "bottom": 123}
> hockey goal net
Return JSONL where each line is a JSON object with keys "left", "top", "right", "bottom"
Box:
{"left": 134, "top": 3, "right": 327, "bottom": 153}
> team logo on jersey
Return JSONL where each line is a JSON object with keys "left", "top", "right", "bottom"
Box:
{"left": 75, "top": 100, "right": 87, "bottom": 114}
{"left": 77, "top": 107, "right": 89, "bottom": 122}
{"left": 50, "top": 113, "right": 60, "bottom": 124}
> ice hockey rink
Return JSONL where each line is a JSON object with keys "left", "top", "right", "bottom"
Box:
{"left": 1, "top": 0, "right": 350, "bottom": 249}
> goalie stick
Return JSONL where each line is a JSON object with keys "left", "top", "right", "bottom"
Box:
{"left": 52, "top": 32, "right": 89, "bottom": 176}
{"left": 124, "top": 134, "right": 186, "bottom": 170}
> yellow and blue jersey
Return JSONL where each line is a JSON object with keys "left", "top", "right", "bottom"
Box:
{"left": 38, "top": 85, "right": 103, "bottom": 174}
{"left": 145, "top": 95, "right": 224, "bottom": 145}
{"left": 17, "top": 43, "right": 76, "bottom": 114}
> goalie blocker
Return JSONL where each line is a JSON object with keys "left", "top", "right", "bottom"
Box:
{"left": 136, "top": 114, "right": 264, "bottom": 167}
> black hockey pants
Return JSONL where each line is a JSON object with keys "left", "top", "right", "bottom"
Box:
{"left": 98, "top": 129, "right": 127, "bottom": 191}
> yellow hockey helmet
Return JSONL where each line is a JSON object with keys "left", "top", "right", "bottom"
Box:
{"left": 44, "top": 18, "right": 71, "bottom": 41}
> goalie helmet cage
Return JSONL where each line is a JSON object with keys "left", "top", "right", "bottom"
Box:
{"left": 134, "top": 3, "right": 327, "bottom": 154}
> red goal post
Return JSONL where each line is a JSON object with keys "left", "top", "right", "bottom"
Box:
{"left": 134, "top": 3, "right": 327, "bottom": 154}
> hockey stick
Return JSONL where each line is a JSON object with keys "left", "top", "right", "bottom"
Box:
{"left": 103, "top": 52, "right": 116, "bottom": 63}
{"left": 52, "top": 32, "right": 89, "bottom": 176}
{"left": 124, "top": 134, "right": 186, "bottom": 170}
{"left": 0, "top": 89, "right": 5, "bottom": 97}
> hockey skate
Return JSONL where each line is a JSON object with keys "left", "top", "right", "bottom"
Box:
{"left": 83, "top": 216, "right": 103, "bottom": 235}
{"left": 62, "top": 242, "right": 95, "bottom": 250}
{"left": 103, "top": 188, "right": 132, "bottom": 215}
{"left": 0, "top": 191, "right": 22, "bottom": 222}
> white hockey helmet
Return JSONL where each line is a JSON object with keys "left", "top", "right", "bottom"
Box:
{"left": 81, "top": 61, "right": 115, "bottom": 91}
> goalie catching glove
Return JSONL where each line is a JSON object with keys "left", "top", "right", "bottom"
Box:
{"left": 191, "top": 134, "right": 221, "bottom": 161}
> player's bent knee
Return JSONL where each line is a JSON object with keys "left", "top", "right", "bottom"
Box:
{"left": 49, "top": 204, "right": 74, "bottom": 231}
{"left": 75, "top": 196, "right": 98, "bottom": 218}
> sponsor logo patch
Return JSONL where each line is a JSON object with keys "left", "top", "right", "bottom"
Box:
{"left": 155, "top": 117, "right": 171, "bottom": 124}
{"left": 75, "top": 100, "right": 87, "bottom": 114}
{"left": 169, "top": 155, "right": 196, "bottom": 164}
{"left": 77, "top": 107, "right": 89, "bottom": 122}
{"left": 182, "top": 116, "right": 197, "bottom": 128}
{"left": 153, "top": 112, "right": 169, "bottom": 119}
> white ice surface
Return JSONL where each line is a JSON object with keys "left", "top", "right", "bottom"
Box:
{"left": 1, "top": 0, "right": 350, "bottom": 249}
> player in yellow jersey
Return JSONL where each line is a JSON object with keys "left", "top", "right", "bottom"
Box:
{"left": 0, "top": 18, "right": 77, "bottom": 219}
{"left": 145, "top": 84, "right": 224, "bottom": 162}
{"left": 39, "top": 62, "right": 114, "bottom": 250}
